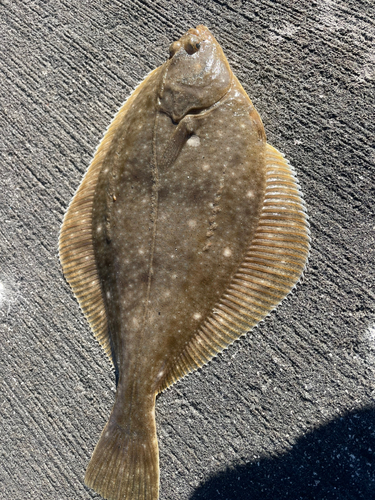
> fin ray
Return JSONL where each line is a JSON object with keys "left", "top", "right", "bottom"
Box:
{"left": 158, "top": 143, "right": 310, "bottom": 391}
{"left": 59, "top": 69, "right": 160, "bottom": 365}
{"left": 84, "top": 414, "right": 159, "bottom": 500}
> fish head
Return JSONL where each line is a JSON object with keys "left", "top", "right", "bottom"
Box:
{"left": 159, "top": 25, "right": 232, "bottom": 122}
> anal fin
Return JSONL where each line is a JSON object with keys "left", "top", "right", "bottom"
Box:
{"left": 158, "top": 143, "right": 310, "bottom": 392}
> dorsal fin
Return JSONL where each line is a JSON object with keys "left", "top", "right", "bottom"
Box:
{"left": 157, "top": 143, "right": 310, "bottom": 392}
{"left": 59, "top": 70, "right": 159, "bottom": 365}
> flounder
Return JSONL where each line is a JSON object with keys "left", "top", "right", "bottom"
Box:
{"left": 59, "top": 25, "right": 310, "bottom": 500}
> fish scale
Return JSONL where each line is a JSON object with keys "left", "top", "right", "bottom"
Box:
{"left": 59, "top": 25, "right": 309, "bottom": 500}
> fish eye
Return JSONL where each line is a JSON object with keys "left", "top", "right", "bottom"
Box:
{"left": 184, "top": 35, "right": 201, "bottom": 55}
{"left": 169, "top": 41, "right": 181, "bottom": 58}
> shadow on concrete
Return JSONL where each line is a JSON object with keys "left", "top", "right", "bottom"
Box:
{"left": 191, "top": 407, "right": 375, "bottom": 500}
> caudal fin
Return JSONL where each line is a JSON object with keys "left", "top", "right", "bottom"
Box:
{"left": 85, "top": 410, "right": 159, "bottom": 500}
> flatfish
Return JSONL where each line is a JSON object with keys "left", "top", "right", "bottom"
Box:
{"left": 59, "top": 25, "right": 310, "bottom": 500}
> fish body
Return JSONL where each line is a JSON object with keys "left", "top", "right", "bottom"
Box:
{"left": 59, "top": 26, "right": 309, "bottom": 500}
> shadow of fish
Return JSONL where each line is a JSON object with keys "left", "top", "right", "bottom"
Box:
{"left": 59, "top": 25, "right": 310, "bottom": 500}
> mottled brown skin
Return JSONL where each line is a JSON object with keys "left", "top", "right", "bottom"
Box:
{"left": 92, "top": 27, "right": 265, "bottom": 432}
{"left": 60, "top": 25, "right": 309, "bottom": 500}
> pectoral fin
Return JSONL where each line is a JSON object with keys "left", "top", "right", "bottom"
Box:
{"left": 160, "top": 110, "right": 212, "bottom": 171}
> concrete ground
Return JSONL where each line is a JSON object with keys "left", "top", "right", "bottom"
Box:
{"left": 0, "top": 1, "right": 374, "bottom": 499}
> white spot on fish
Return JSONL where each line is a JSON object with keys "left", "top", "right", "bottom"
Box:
{"left": 187, "top": 135, "right": 200, "bottom": 147}
{"left": 223, "top": 247, "right": 232, "bottom": 257}
{"left": 193, "top": 313, "right": 202, "bottom": 321}
{"left": 188, "top": 219, "right": 197, "bottom": 228}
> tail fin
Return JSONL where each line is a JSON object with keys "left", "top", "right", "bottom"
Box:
{"left": 85, "top": 402, "right": 159, "bottom": 500}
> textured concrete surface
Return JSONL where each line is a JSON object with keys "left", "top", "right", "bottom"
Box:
{"left": 0, "top": 1, "right": 374, "bottom": 499}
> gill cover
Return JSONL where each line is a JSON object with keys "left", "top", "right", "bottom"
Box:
{"left": 159, "top": 25, "right": 232, "bottom": 122}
